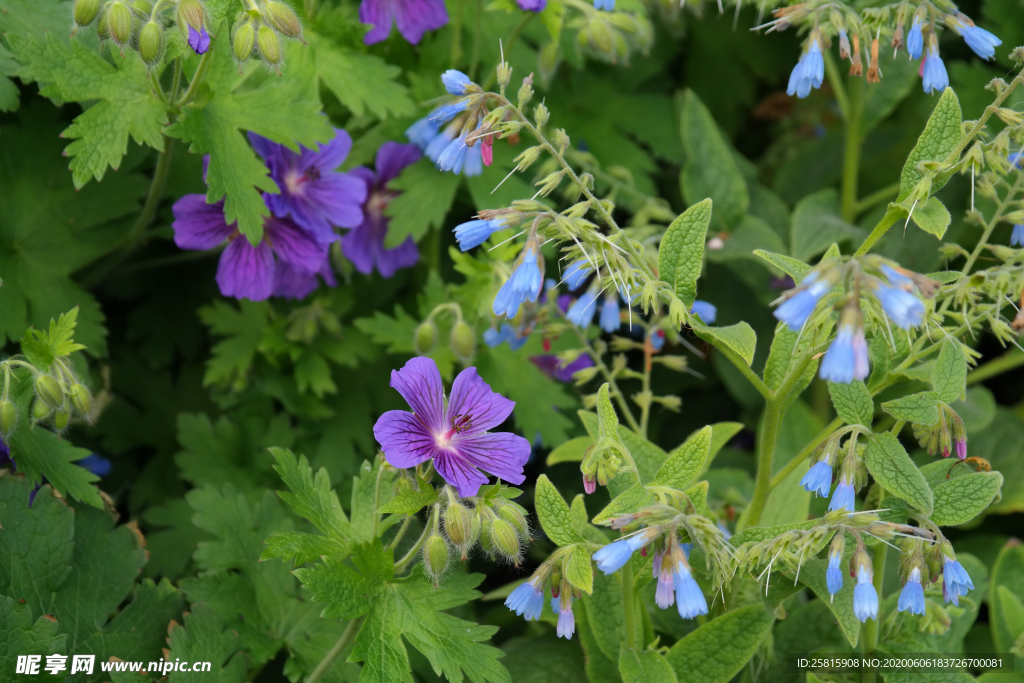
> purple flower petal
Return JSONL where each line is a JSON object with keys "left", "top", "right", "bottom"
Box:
{"left": 389, "top": 357, "right": 445, "bottom": 431}
{"left": 447, "top": 367, "right": 515, "bottom": 434}
{"left": 264, "top": 216, "right": 329, "bottom": 272}
{"left": 303, "top": 172, "right": 368, "bottom": 230}
{"left": 172, "top": 195, "right": 233, "bottom": 250}
{"left": 342, "top": 213, "right": 419, "bottom": 278}
{"left": 188, "top": 25, "right": 211, "bottom": 54}
{"left": 216, "top": 238, "right": 275, "bottom": 301}
{"left": 393, "top": 0, "right": 448, "bottom": 44}
{"left": 273, "top": 257, "right": 336, "bottom": 299}
{"left": 449, "top": 432, "right": 530, "bottom": 487}
{"left": 433, "top": 448, "right": 490, "bottom": 497}
{"left": 373, "top": 410, "right": 440, "bottom": 468}
{"left": 310, "top": 129, "right": 354, "bottom": 171}
{"left": 359, "top": 0, "right": 395, "bottom": 45}
{"left": 376, "top": 141, "right": 421, "bottom": 185}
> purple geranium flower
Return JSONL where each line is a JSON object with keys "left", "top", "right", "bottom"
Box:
{"left": 529, "top": 354, "right": 594, "bottom": 383}
{"left": 342, "top": 142, "right": 421, "bottom": 278}
{"left": 373, "top": 357, "right": 531, "bottom": 496}
{"left": 359, "top": 0, "right": 448, "bottom": 45}
{"left": 172, "top": 194, "right": 330, "bottom": 301}
{"left": 517, "top": 0, "right": 547, "bottom": 11}
{"left": 249, "top": 129, "right": 367, "bottom": 243}
{"left": 188, "top": 25, "right": 211, "bottom": 54}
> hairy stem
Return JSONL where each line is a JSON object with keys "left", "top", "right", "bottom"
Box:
{"left": 958, "top": 167, "right": 1024, "bottom": 276}
{"left": 306, "top": 616, "right": 363, "bottom": 683}
{"left": 743, "top": 397, "right": 782, "bottom": 530}
{"left": 621, "top": 560, "right": 637, "bottom": 650}
{"left": 175, "top": 49, "right": 214, "bottom": 107}
{"left": 394, "top": 521, "right": 430, "bottom": 573}
{"left": 841, "top": 78, "right": 864, "bottom": 224}
{"left": 570, "top": 325, "right": 642, "bottom": 433}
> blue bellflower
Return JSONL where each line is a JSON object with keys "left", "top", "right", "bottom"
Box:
{"left": 455, "top": 219, "right": 503, "bottom": 251}
{"left": 431, "top": 99, "right": 470, "bottom": 125}
{"left": 874, "top": 283, "right": 924, "bottom": 329}
{"left": 505, "top": 578, "right": 545, "bottom": 620}
{"left": 484, "top": 323, "right": 528, "bottom": 351}
{"left": 800, "top": 459, "right": 833, "bottom": 498}
{"left": 562, "top": 261, "right": 591, "bottom": 291}
{"left": 493, "top": 242, "right": 544, "bottom": 319}
{"left": 906, "top": 17, "right": 924, "bottom": 59}
{"left": 853, "top": 563, "right": 878, "bottom": 622}
{"left": 600, "top": 294, "right": 621, "bottom": 333}
{"left": 820, "top": 322, "right": 869, "bottom": 383}
{"left": 463, "top": 143, "right": 483, "bottom": 177}
{"left": 405, "top": 107, "right": 444, "bottom": 149}
{"left": 593, "top": 0, "right": 614, "bottom": 10}
{"left": 555, "top": 596, "right": 575, "bottom": 639}
{"left": 690, "top": 300, "right": 717, "bottom": 324}
{"left": 922, "top": 44, "right": 949, "bottom": 95}
{"left": 438, "top": 134, "right": 469, "bottom": 174}
{"left": 593, "top": 532, "right": 652, "bottom": 574}
{"left": 425, "top": 128, "right": 456, "bottom": 163}
{"left": 674, "top": 564, "right": 708, "bottom": 619}
{"left": 942, "top": 557, "right": 974, "bottom": 606}
{"left": 441, "top": 69, "right": 473, "bottom": 94}
{"left": 826, "top": 546, "right": 843, "bottom": 596}
{"left": 898, "top": 567, "right": 926, "bottom": 615}
{"left": 775, "top": 272, "right": 829, "bottom": 331}
{"left": 567, "top": 291, "right": 600, "bottom": 327}
{"left": 828, "top": 475, "right": 855, "bottom": 513}
{"left": 952, "top": 19, "right": 1001, "bottom": 60}
{"left": 787, "top": 37, "right": 825, "bottom": 99}
{"left": 1011, "top": 224, "right": 1024, "bottom": 246}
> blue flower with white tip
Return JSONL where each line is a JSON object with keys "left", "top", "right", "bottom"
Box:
{"left": 562, "top": 260, "right": 591, "bottom": 291}
{"left": 567, "top": 290, "right": 600, "bottom": 328}
{"left": 787, "top": 36, "right": 824, "bottom": 99}
{"left": 922, "top": 43, "right": 949, "bottom": 95}
{"left": 431, "top": 99, "right": 470, "bottom": 125}
{"left": 441, "top": 69, "right": 474, "bottom": 94}
{"left": 950, "top": 16, "right": 1001, "bottom": 60}
{"left": 800, "top": 459, "right": 833, "bottom": 497}
{"left": 505, "top": 577, "right": 544, "bottom": 620}
{"left": 942, "top": 556, "right": 974, "bottom": 606}
{"left": 826, "top": 544, "right": 843, "bottom": 597}
{"left": 775, "top": 271, "right": 830, "bottom": 331}
{"left": 853, "top": 562, "right": 878, "bottom": 622}
{"left": 898, "top": 566, "right": 926, "bottom": 615}
{"left": 820, "top": 318, "right": 869, "bottom": 384}
{"left": 592, "top": 531, "right": 653, "bottom": 575}
{"left": 455, "top": 219, "right": 504, "bottom": 251}
{"left": 600, "top": 293, "right": 620, "bottom": 332}
{"left": 906, "top": 16, "right": 923, "bottom": 59}
{"left": 1011, "top": 224, "right": 1024, "bottom": 247}
{"left": 493, "top": 240, "right": 544, "bottom": 319}
{"left": 828, "top": 475, "right": 855, "bottom": 513}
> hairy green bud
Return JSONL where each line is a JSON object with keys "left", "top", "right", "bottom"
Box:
{"left": 449, "top": 321, "right": 476, "bottom": 364}
{"left": 68, "top": 383, "right": 92, "bottom": 419}
{"left": 106, "top": 2, "right": 133, "bottom": 45}
{"left": 414, "top": 321, "right": 437, "bottom": 355}
{"left": 497, "top": 503, "right": 529, "bottom": 537}
{"left": 233, "top": 21, "right": 256, "bottom": 62}
{"left": 0, "top": 400, "right": 17, "bottom": 438}
{"left": 53, "top": 411, "right": 70, "bottom": 431}
{"left": 97, "top": 11, "right": 110, "bottom": 40}
{"left": 496, "top": 61, "right": 512, "bottom": 89}
{"left": 257, "top": 25, "right": 282, "bottom": 65}
{"left": 265, "top": 1, "right": 303, "bottom": 39}
{"left": 35, "top": 375, "right": 64, "bottom": 410}
{"left": 139, "top": 21, "right": 165, "bottom": 65}
{"left": 443, "top": 502, "right": 472, "bottom": 546}
{"left": 423, "top": 534, "right": 449, "bottom": 581}
{"left": 490, "top": 518, "right": 521, "bottom": 562}
{"left": 32, "top": 400, "right": 52, "bottom": 422}
{"left": 73, "top": 0, "right": 100, "bottom": 28}
{"left": 177, "top": 0, "right": 205, "bottom": 31}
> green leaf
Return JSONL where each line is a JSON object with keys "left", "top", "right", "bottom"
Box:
{"left": 166, "top": 603, "right": 249, "bottom": 683}
{"left": 310, "top": 35, "right": 414, "bottom": 119}
{"left": 197, "top": 300, "right": 272, "bottom": 388}
{"left": 693, "top": 322, "right": 757, "bottom": 366}
{"left": 294, "top": 542, "right": 390, "bottom": 620}
{"left": 678, "top": 90, "right": 748, "bottom": 229}
{"left": 828, "top": 381, "right": 874, "bottom": 427}
{"left": 376, "top": 481, "right": 437, "bottom": 515}
{"left": 897, "top": 88, "right": 963, "bottom": 201}
{"left": 932, "top": 340, "right": 967, "bottom": 404}
{"left": 260, "top": 531, "right": 349, "bottom": 565}
{"left": 790, "top": 557, "right": 859, "bottom": 647}
{"left": 790, "top": 189, "right": 863, "bottom": 262}
{"left": 753, "top": 250, "right": 811, "bottom": 282}
{"left": 383, "top": 159, "right": 462, "bottom": 247}
{"left": 653, "top": 426, "right": 712, "bottom": 491}
{"left": 9, "top": 35, "right": 167, "bottom": 187}
{"left": 0, "top": 596, "right": 66, "bottom": 667}
{"left": 930, "top": 471, "right": 1003, "bottom": 526}
{"left": 565, "top": 544, "right": 595, "bottom": 595}
{"left": 705, "top": 215, "right": 787, "bottom": 269}
{"left": 911, "top": 197, "right": 951, "bottom": 239}
{"left": 881, "top": 391, "right": 940, "bottom": 426}
{"left": 269, "top": 447, "right": 352, "bottom": 540}
{"left": 990, "top": 541, "right": 1024, "bottom": 670}
{"left": 581, "top": 569, "right": 632, "bottom": 662}
{"left": 578, "top": 410, "right": 668, "bottom": 482}
{"left": 547, "top": 436, "right": 593, "bottom": 465}
{"left": 535, "top": 474, "right": 587, "bottom": 546}
{"left": 593, "top": 483, "right": 655, "bottom": 526}
{"left": 658, "top": 198, "right": 712, "bottom": 308}
{"left": 706, "top": 423, "right": 744, "bottom": 464}
{"left": 665, "top": 604, "right": 774, "bottom": 683}
{"left": 166, "top": 34, "right": 334, "bottom": 242}
{"left": 619, "top": 649, "right": 678, "bottom": 683}
{"left": 863, "top": 432, "right": 933, "bottom": 515}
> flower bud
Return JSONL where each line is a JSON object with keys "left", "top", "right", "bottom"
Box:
{"left": 53, "top": 411, "right": 70, "bottom": 431}
{"left": 68, "top": 383, "right": 92, "bottom": 418}
{"left": 414, "top": 321, "right": 437, "bottom": 355}
{"left": 97, "top": 12, "right": 110, "bottom": 40}
{"left": 423, "top": 534, "right": 449, "bottom": 581}
{"left": 491, "top": 518, "right": 521, "bottom": 562}
{"left": 265, "top": 1, "right": 303, "bottom": 39}
{"left": 449, "top": 321, "right": 476, "bottom": 364}
{"left": 139, "top": 21, "right": 165, "bottom": 66}
{"left": 32, "top": 400, "right": 52, "bottom": 422}
{"left": 496, "top": 61, "right": 512, "bottom": 89}
{"left": 257, "top": 25, "right": 282, "bottom": 65}
{"left": 177, "top": 0, "right": 205, "bottom": 31}
{"left": 35, "top": 375, "right": 64, "bottom": 410}
{"left": 106, "top": 2, "right": 133, "bottom": 45}
{"left": 73, "top": 0, "right": 100, "bottom": 28}
{"left": 443, "top": 502, "right": 472, "bottom": 546}
{"left": 497, "top": 503, "right": 529, "bottom": 537}
{"left": 0, "top": 400, "right": 17, "bottom": 438}
{"left": 233, "top": 21, "right": 256, "bottom": 62}
{"left": 517, "top": 74, "right": 534, "bottom": 107}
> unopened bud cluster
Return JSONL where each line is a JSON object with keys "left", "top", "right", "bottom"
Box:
{"left": 0, "top": 360, "right": 93, "bottom": 439}
{"left": 413, "top": 303, "right": 477, "bottom": 365}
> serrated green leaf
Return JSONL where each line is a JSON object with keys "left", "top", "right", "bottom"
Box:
{"left": 658, "top": 198, "right": 712, "bottom": 308}
{"left": 535, "top": 474, "right": 586, "bottom": 546}
{"left": 269, "top": 447, "right": 352, "bottom": 540}
{"left": 693, "top": 322, "right": 757, "bottom": 366}
{"left": 664, "top": 604, "right": 774, "bottom": 683}
{"left": 619, "top": 649, "right": 678, "bottom": 683}
{"left": 166, "top": 603, "right": 248, "bottom": 683}
{"left": 383, "top": 159, "right": 461, "bottom": 247}
{"left": 260, "top": 531, "right": 350, "bottom": 565}
{"left": 911, "top": 197, "right": 951, "bottom": 239}
{"left": 311, "top": 35, "right": 414, "bottom": 119}
{"left": 166, "top": 34, "right": 334, "bottom": 241}
{"left": 679, "top": 90, "right": 747, "bottom": 229}
{"left": 930, "top": 471, "right": 1003, "bottom": 526}
{"left": 753, "top": 249, "right": 811, "bottom": 283}
{"left": 294, "top": 543, "right": 389, "bottom": 620}
{"left": 547, "top": 436, "right": 593, "bottom": 465}
{"left": 593, "top": 483, "right": 655, "bottom": 526}
{"left": 0, "top": 596, "right": 66, "bottom": 667}
{"left": 377, "top": 481, "right": 437, "bottom": 515}
{"left": 653, "top": 426, "right": 712, "bottom": 491}
{"left": 898, "top": 88, "right": 963, "bottom": 201}
{"left": 828, "top": 381, "right": 874, "bottom": 427}
{"left": 565, "top": 544, "right": 595, "bottom": 594}
{"left": 863, "top": 432, "right": 933, "bottom": 515}
{"left": 881, "top": 391, "right": 940, "bottom": 426}
{"left": 932, "top": 340, "right": 967, "bottom": 404}
{"left": 10, "top": 35, "right": 167, "bottom": 187}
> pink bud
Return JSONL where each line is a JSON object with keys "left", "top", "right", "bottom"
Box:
{"left": 481, "top": 137, "right": 494, "bottom": 167}
{"left": 956, "top": 440, "right": 967, "bottom": 460}
{"left": 582, "top": 474, "right": 596, "bottom": 494}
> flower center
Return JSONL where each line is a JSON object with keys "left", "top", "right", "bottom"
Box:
{"left": 435, "top": 413, "right": 474, "bottom": 447}
{"left": 284, "top": 166, "right": 321, "bottom": 195}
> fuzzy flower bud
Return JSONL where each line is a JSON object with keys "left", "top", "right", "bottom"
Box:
{"left": 73, "top": 0, "right": 100, "bottom": 29}
{"left": 233, "top": 21, "right": 256, "bottom": 62}
{"left": 491, "top": 518, "right": 522, "bottom": 562}
{"left": 498, "top": 503, "right": 529, "bottom": 537}
{"left": 265, "top": 1, "right": 303, "bottom": 39}
{"left": 139, "top": 20, "right": 165, "bottom": 66}
{"left": 68, "top": 383, "right": 92, "bottom": 418}
{"left": 443, "top": 502, "right": 472, "bottom": 547}
{"left": 106, "top": 2, "right": 133, "bottom": 46}
{"left": 257, "top": 24, "right": 282, "bottom": 65}
{"left": 517, "top": 73, "right": 534, "bottom": 107}
{"left": 35, "top": 375, "right": 64, "bottom": 410}
{"left": 53, "top": 411, "right": 70, "bottom": 431}
{"left": 32, "top": 400, "right": 52, "bottom": 422}
{"left": 0, "top": 400, "right": 17, "bottom": 438}
{"left": 449, "top": 320, "right": 476, "bottom": 364}
{"left": 496, "top": 62, "right": 512, "bottom": 89}
{"left": 177, "top": 0, "right": 205, "bottom": 31}
{"left": 423, "top": 534, "right": 450, "bottom": 581}
{"left": 414, "top": 320, "right": 437, "bottom": 355}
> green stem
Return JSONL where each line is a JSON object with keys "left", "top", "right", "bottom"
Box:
{"left": 841, "top": 78, "right": 864, "bottom": 224}
{"left": 959, "top": 168, "right": 1024, "bottom": 275}
{"left": 967, "top": 349, "right": 1024, "bottom": 384}
{"left": 861, "top": 539, "right": 888, "bottom": 683}
{"left": 372, "top": 464, "right": 386, "bottom": 536}
{"left": 386, "top": 515, "right": 414, "bottom": 552}
{"left": 570, "top": 325, "right": 642, "bottom": 434}
{"left": 175, "top": 49, "right": 213, "bottom": 107}
{"left": 621, "top": 560, "right": 637, "bottom": 650}
{"left": 891, "top": 419, "right": 905, "bottom": 435}
{"left": 394, "top": 521, "right": 431, "bottom": 572}
{"left": 768, "top": 417, "right": 843, "bottom": 490}
{"left": 704, "top": 340, "right": 772, "bottom": 400}
{"left": 853, "top": 206, "right": 902, "bottom": 257}
{"left": 854, "top": 182, "right": 900, "bottom": 215}
{"left": 306, "top": 617, "right": 363, "bottom": 683}
{"left": 639, "top": 350, "right": 651, "bottom": 439}
{"left": 743, "top": 397, "right": 782, "bottom": 531}
{"left": 824, "top": 50, "right": 850, "bottom": 122}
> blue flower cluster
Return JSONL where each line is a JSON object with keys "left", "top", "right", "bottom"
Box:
{"left": 404, "top": 71, "right": 485, "bottom": 177}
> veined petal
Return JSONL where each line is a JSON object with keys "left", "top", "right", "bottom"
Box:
{"left": 373, "top": 410, "right": 439, "bottom": 468}
{"left": 449, "top": 431, "right": 530, "bottom": 485}
{"left": 447, "top": 367, "right": 515, "bottom": 433}
{"left": 172, "top": 195, "right": 234, "bottom": 250}
{"left": 434, "top": 448, "right": 490, "bottom": 497}
{"left": 216, "top": 238, "right": 274, "bottom": 301}
{"left": 389, "top": 356, "right": 445, "bottom": 431}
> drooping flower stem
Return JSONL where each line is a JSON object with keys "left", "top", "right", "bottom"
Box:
{"left": 175, "top": 48, "right": 214, "bottom": 107}
{"left": 862, "top": 516, "right": 888, "bottom": 683}
{"left": 569, "top": 320, "right": 642, "bottom": 434}
{"left": 306, "top": 616, "right": 364, "bottom": 683}
{"left": 394, "top": 516, "right": 432, "bottom": 573}
{"left": 955, "top": 167, "right": 1024, "bottom": 277}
